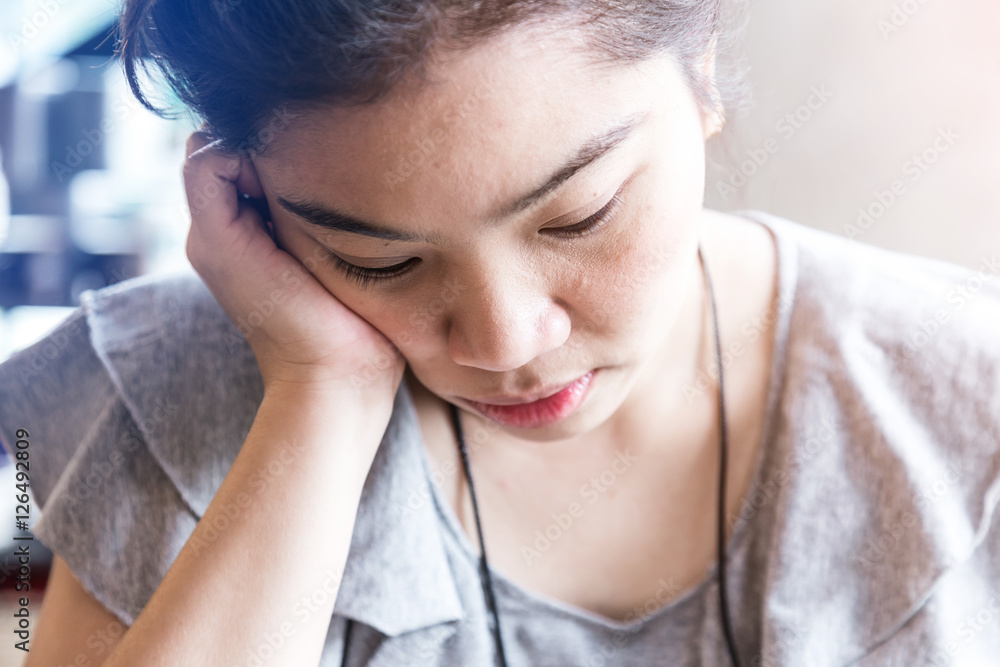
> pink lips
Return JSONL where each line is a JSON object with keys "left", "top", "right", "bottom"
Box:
{"left": 465, "top": 370, "right": 596, "bottom": 428}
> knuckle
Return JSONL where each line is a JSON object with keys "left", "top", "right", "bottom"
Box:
{"left": 185, "top": 129, "right": 211, "bottom": 151}
{"left": 184, "top": 135, "right": 206, "bottom": 160}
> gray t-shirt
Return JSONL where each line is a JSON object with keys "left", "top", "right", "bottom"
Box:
{"left": 1, "top": 209, "right": 999, "bottom": 666}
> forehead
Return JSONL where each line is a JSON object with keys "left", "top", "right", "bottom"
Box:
{"left": 254, "top": 24, "right": 689, "bottom": 225}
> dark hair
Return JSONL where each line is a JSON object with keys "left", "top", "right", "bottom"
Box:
{"left": 116, "top": 0, "right": 752, "bottom": 157}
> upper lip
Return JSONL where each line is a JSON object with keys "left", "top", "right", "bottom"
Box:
{"left": 464, "top": 371, "right": 592, "bottom": 406}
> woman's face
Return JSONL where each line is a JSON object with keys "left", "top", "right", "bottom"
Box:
{"left": 251, "top": 24, "right": 719, "bottom": 443}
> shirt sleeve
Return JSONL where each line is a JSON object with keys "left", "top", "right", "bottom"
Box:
{"left": 0, "top": 306, "right": 199, "bottom": 626}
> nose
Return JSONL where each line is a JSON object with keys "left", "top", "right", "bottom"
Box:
{"left": 448, "top": 269, "right": 571, "bottom": 372}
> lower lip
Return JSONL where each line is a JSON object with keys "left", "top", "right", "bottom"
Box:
{"left": 466, "top": 370, "right": 596, "bottom": 429}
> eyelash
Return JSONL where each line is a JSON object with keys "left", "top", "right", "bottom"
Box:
{"left": 329, "top": 189, "right": 626, "bottom": 289}
{"left": 328, "top": 254, "right": 419, "bottom": 290}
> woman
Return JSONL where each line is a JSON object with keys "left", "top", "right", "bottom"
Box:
{"left": 3, "top": 0, "right": 999, "bottom": 665}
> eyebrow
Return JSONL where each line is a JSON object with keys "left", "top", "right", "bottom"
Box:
{"left": 276, "top": 110, "right": 648, "bottom": 243}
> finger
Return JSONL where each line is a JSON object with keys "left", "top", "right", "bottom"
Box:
{"left": 237, "top": 156, "right": 266, "bottom": 200}
{"left": 182, "top": 145, "right": 283, "bottom": 321}
{"left": 186, "top": 131, "right": 265, "bottom": 201}
{"left": 183, "top": 140, "right": 245, "bottom": 241}
{"left": 185, "top": 130, "right": 214, "bottom": 160}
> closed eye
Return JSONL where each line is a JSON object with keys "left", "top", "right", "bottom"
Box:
{"left": 545, "top": 188, "right": 624, "bottom": 238}
{"left": 323, "top": 252, "right": 420, "bottom": 290}
{"left": 327, "top": 182, "right": 627, "bottom": 289}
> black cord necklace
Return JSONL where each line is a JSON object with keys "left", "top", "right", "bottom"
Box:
{"left": 339, "top": 244, "right": 742, "bottom": 667}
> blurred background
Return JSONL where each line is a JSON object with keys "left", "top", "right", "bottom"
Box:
{"left": 705, "top": 0, "right": 1000, "bottom": 268}
{"left": 0, "top": 0, "right": 996, "bottom": 663}
{"left": 0, "top": 1, "right": 200, "bottom": 663}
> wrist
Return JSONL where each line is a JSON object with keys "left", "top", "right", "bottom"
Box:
{"left": 260, "top": 380, "right": 395, "bottom": 457}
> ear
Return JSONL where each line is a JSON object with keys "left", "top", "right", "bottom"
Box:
{"left": 702, "top": 106, "right": 725, "bottom": 141}
{"left": 698, "top": 39, "right": 726, "bottom": 140}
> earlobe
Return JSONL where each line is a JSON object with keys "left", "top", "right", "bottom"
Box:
{"left": 703, "top": 108, "right": 726, "bottom": 140}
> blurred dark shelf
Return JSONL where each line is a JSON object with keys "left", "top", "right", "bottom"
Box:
{"left": 0, "top": 250, "right": 140, "bottom": 308}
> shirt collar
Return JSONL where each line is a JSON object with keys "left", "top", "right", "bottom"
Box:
{"left": 333, "top": 380, "right": 466, "bottom": 635}
{"left": 82, "top": 268, "right": 465, "bottom": 637}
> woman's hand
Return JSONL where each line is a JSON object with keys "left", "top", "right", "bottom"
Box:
{"left": 182, "top": 131, "right": 405, "bottom": 407}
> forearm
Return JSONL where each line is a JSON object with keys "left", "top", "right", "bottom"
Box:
{"left": 105, "top": 385, "right": 383, "bottom": 666}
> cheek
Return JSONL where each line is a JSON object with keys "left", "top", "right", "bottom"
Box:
{"left": 351, "top": 282, "right": 464, "bottom": 361}
{"left": 571, "top": 196, "right": 698, "bottom": 341}
{"left": 271, "top": 221, "right": 414, "bottom": 336}
{"left": 273, "top": 224, "right": 462, "bottom": 360}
